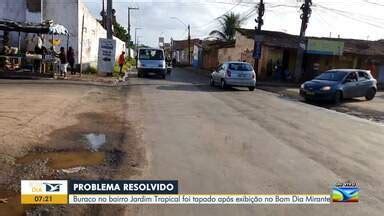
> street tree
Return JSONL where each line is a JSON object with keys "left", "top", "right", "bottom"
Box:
{"left": 113, "top": 21, "right": 130, "bottom": 45}
{"left": 98, "top": 18, "right": 131, "bottom": 47}
{"left": 209, "top": 12, "right": 244, "bottom": 41}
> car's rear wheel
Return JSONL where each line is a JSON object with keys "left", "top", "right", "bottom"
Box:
{"left": 334, "top": 91, "right": 342, "bottom": 104}
{"left": 161, "top": 74, "right": 166, "bottom": 79}
{"left": 365, "top": 88, "right": 376, "bottom": 100}
{"left": 248, "top": 86, "right": 255, "bottom": 91}
{"left": 220, "top": 79, "right": 227, "bottom": 89}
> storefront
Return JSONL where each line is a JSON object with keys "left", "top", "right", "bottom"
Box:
{"left": 0, "top": 19, "right": 69, "bottom": 78}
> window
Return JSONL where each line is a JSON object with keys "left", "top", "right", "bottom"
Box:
{"left": 346, "top": 72, "right": 358, "bottom": 82}
{"left": 139, "top": 49, "right": 164, "bottom": 60}
{"left": 228, "top": 63, "right": 253, "bottom": 71}
{"left": 315, "top": 71, "right": 348, "bottom": 81}
{"left": 358, "top": 71, "right": 370, "bottom": 80}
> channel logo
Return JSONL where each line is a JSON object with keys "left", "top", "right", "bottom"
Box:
{"left": 43, "top": 183, "right": 62, "bottom": 192}
{"left": 21, "top": 180, "right": 68, "bottom": 204}
{"left": 332, "top": 182, "right": 359, "bottom": 203}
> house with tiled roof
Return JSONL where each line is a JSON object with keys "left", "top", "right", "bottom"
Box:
{"left": 172, "top": 39, "right": 202, "bottom": 65}
{"left": 214, "top": 28, "right": 384, "bottom": 83}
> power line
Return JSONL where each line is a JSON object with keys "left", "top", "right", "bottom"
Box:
{"left": 315, "top": 4, "right": 384, "bottom": 29}
{"left": 362, "top": 0, "right": 384, "bottom": 7}
{"left": 314, "top": 3, "right": 384, "bottom": 23}
{"left": 194, "top": 1, "right": 245, "bottom": 31}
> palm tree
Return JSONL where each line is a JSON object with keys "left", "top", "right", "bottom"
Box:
{"left": 209, "top": 12, "right": 243, "bottom": 41}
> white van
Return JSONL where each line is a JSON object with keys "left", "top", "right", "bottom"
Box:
{"left": 137, "top": 48, "right": 166, "bottom": 79}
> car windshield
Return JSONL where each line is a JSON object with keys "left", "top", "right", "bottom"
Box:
{"left": 139, "top": 49, "right": 164, "bottom": 60}
{"left": 315, "top": 71, "right": 348, "bottom": 81}
{"left": 228, "top": 63, "right": 253, "bottom": 71}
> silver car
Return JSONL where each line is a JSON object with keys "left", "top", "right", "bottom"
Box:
{"left": 210, "top": 61, "right": 256, "bottom": 91}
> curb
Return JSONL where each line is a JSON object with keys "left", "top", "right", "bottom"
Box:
{"left": 0, "top": 79, "right": 129, "bottom": 87}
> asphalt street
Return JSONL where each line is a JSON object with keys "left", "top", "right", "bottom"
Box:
{"left": 124, "top": 68, "right": 384, "bottom": 215}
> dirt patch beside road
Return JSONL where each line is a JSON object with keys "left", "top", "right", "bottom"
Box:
{"left": 0, "top": 83, "right": 146, "bottom": 215}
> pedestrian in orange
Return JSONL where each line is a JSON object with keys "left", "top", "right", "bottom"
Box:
{"left": 118, "top": 51, "right": 126, "bottom": 77}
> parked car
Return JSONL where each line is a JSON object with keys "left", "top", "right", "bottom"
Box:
{"left": 137, "top": 48, "right": 166, "bottom": 79}
{"left": 210, "top": 61, "right": 256, "bottom": 91}
{"left": 300, "top": 69, "right": 377, "bottom": 103}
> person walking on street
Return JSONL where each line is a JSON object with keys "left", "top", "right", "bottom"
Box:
{"left": 118, "top": 51, "right": 126, "bottom": 77}
{"left": 59, "top": 47, "right": 68, "bottom": 78}
{"left": 67, "top": 47, "right": 75, "bottom": 75}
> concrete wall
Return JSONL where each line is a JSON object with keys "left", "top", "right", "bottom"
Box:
{"left": 78, "top": 1, "right": 125, "bottom": 68}
{"left": 0, "top": 0, "right": 27, "bottom": 22}
{"left": 44, "top": 0, "right": 125, "bottom": 68}
{"left": 0, "top": 0, "right": 27, "bottom": 47}
{"left": 174, "top": 48, "right": 191, "bottom": 65}
{"left": 202, "top": 49, "right": 219, "bottom": 70}
{"left": 217, "top": 32, "right": 254, "bottom": 64}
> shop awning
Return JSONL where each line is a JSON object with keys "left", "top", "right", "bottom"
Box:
{"left": 0, "top": 19, "right": 69, "bottom": 35}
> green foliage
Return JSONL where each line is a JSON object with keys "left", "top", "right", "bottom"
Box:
{"left": 126, "top": 57, "right": 136, "bottom": 67}
{"left": 113, "top": 58, "right": 134, "bottom": 77}
{"left": 209, "top": 12, "right": 243, "bottom": 41}
{"left": 84, "top": 66, "right": 97, "bottom": 74}
{"left": 113, "top": 21, "right": 130, "bottom": 44}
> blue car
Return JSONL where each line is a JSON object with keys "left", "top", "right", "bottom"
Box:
{"left": 300, "top": 69, "right": 377, "bottom": 104}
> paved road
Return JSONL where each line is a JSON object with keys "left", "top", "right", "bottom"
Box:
{"left": 125, "top": 68, "right": 384, "bottom": 215}
{"left": 257, "top": 85, "right": 384, "bottom": 125}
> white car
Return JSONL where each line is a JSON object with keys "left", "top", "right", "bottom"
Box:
{"left": 210, "top": 61, "right": 256, "bottom": 91}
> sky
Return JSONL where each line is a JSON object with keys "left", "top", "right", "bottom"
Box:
{"left": 83, "top": 0, "right": 384, "bottom": 47}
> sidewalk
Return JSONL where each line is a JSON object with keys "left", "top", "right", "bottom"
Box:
{"left": 0, "top": 73, "right": 129, "bottom": 87}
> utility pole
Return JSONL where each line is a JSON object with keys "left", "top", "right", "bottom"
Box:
{"left": 253, "top": 0, "right": 265, "bottom": 76}
{"left": 171, "top": 37, "right": 173, "bottom": 61}
{"left": 101, "top": 0, "right": 104, "bottom": 28}
{"left": 294, "top": 0, "right": 312, "bottom": 82}
{"left": 40, "top": 0, "right": 44, "bottom": 22}
{"left": 135, "top": 29, "right": 137, "bottom": 52}
{"left": 134, "top": 28, "right": 141, "bottom": 66}
{"left": 188, "top": 25, "right": 191, "bottom": 65}
{"left": 80, "top": 14, "right": 85, "bottom": 77}
{"left": 170, "top": 17, "right": 190, "bottom": 65}
{"left": 106, "top": 0, "right": 113, "bottom": 39}
{"left": 128, "top": 7, "right": 139, "bottom": 59}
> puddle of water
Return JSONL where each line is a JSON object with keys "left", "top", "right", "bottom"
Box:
{"left": 85, "top": 133, "right": 106, "bottom": 151}
{"left": 16, "top": 151, "right": 105, "bottom": 169}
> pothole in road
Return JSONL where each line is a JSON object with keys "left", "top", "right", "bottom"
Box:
{"left": 85, "top": 133, "right": 107, "bottom": 151}
{"left": 0, "top": 109, "right": 144, "bottom": 215}
{"left": 15, "top": 151, "right": 106, "bottom": 169}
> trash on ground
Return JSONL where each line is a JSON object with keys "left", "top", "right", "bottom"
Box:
{"left": 61, "top": 166, "right": 86, "bottom": 174}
